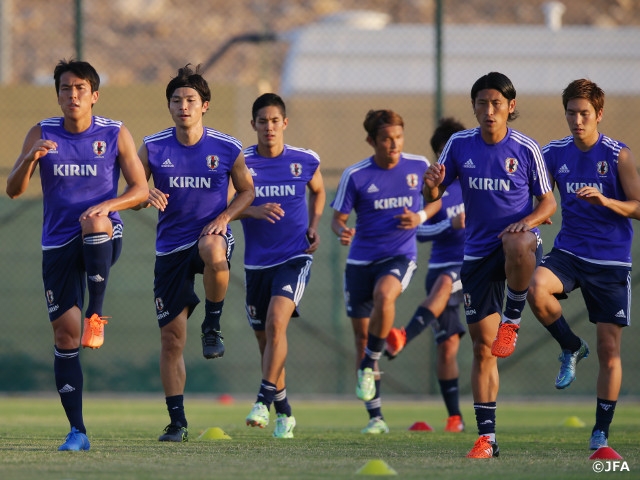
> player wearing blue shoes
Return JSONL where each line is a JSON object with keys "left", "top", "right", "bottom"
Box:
{"left": 527, "top": 79, "right": 640, "bottom": 450}
{"left": 423, "top": 72, "right": 556, "bottom": 457}
{"left": 331, "top": 109, "right": 429, "bottom": 434}
{"left": 240, "top": 93, "right": 325, "bottom": 438}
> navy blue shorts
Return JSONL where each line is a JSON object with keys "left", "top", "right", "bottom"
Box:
{"left": 244, "top": 256, "right": 312, "bottom": 331}
{"left": 42, "top": 225, "right": 123, "bottom": 322}
{"left": 540, "top": 248, "right": 631, "bottom": 326}
{"left": 425, "top": 265, "right": 466, "bottom": 344}
{"left": 461, "top": 236, "right": 542, "bottom": 325}
{"left": 154, "top": 232, "right": 234, "bottom": 328}
{"left": 344, "top": 255, "right": 417, "bottom": 319}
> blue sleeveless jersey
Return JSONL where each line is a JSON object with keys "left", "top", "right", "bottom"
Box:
{"left": 439, "top": 127, "right": 552, "bottom": 258}
{"left": 416, "top": 179, "right": 464, "bottom": 267}
{"left": 241, "top": 144, "right": 320, "bottom": 268}
{"left": 331, "top": 153, "right": 429, "bottom": 264}
{"left": 543, "top": 134, "right": 632, "bottom": 266}
{"left": 39, "top": 116, "right": 123, "bottom": 248}
{"left": 144, "top": 127, "right": 242, "bottom": 254}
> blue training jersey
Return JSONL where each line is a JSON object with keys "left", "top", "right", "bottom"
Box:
{"left": 543, "top": 134, "right": 633, "bottom": 267}
{"left": 39, "top": 116, "right": 123, "bottom": 248}
{"left": 331, "top": 153, "right": 429, "bottom": 264}
{"left": 144, "top": 126, "right": 242, "bottom": 254}
{"left": 416, "top": 179, "right": 464, "bottom": 267}
{"left": 439, "top": 127, "right": 552, "bottom": 258}
{"left": 241, "top": 144, "right": 320, "bottom": 268}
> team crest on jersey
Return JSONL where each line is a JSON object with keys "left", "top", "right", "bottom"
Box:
{"left": 596, "top": 161, "right": 609, "bottom": 175}
{"left": 206, "top": 155, "right": 220, "bottom": 170}
{"left": 406, "top": 173, "right": 419, "bottom": 188}
{"left": 155, "top": 297, "right": 164, "bottom": 311}
{"left": 92, "top": 141, "right": 107, "bottom": 156}
{"left": 290, "top": 163, "right": 302, "bottom": 177}
{"left": 46, "top": 289, "right": 55, "bottom": 305}
{"left": 505, "top": 157, "right": 518, "bottom": 174}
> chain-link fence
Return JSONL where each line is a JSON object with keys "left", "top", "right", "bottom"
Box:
{"left": 1, "top": 0, "right": 639, "bottom": 398}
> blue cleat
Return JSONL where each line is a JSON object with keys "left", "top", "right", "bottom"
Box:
{"left": 555, "top": 339, "right": 589, "bottom": 389}
{"left": 590, "top": 430, "right": 608, "bottom": 450}
{"left": 58, "top": 427, "right": 90, "bottom": 451}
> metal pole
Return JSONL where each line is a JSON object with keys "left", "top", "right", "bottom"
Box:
{"left": 75, "top": 0, "right": 83, "bottom": 60}
{"left": 434, "top": 0, "right": 443, "bottom": 124}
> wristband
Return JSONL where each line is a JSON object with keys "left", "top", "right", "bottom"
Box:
{"left": 417, "top": 210, "right": 427, "bottom": 224}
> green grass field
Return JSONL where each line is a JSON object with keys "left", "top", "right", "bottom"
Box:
{"left": 0, "top": 396, "right": 638, "bottom": 479}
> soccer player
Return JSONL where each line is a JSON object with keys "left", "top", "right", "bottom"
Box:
{"left": 385, "top": 118, "right": 467, "bottom": 433}
{"left": 5, "top": 59, "right": 149, "bottom": 451}
{"left": 423, "top": 72, "right": 557, "bottom": 458}
{"left": 239, "top": 93, "right": 325, "bottom": 438}
{"left": 135, "top": 64, "right": 254, "bottom": 442}
{"left": 331, "top": 109, "right": 429, "bottom": 434}
{"left": 527, "top": 79, "right": 640, "bottom": 450}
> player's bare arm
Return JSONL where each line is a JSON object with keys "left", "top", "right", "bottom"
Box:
{"left": 305, "top": 167, "right": 326, "bottom": 253}
{"left": 499, "top": 190, "right": 557, "bottom": 236}
{"left": 331, "top": 210, "right": 355, "bottom": 246}
{"left": 201, "top": 151, "right": 255, "bottom": 236}
{"left": 80, "top": 126, "right": 149, "bottom": 220}
{"left": 241, "top": 203, "right": 284, "bottom": 223}
{"left": 394, "top": 206, "right": 425, "bottom": 230}
{"left": 578, "top": 147, "right": 640, "bottom": 219}
{"left": 6, "top": 125, "right": 53, "bottom": 199}
{"left": 422, "top": 163, "right": 446, "bottom": 202}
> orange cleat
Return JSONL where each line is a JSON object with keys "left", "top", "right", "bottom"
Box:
{"left": 81, "top": 313, "right": 109, "bottom": 349}
{"left": 466, "top": 435, "right": 499, "bottom": 459}
{"left": 384, "top": 327, "right": 407, "bottom": 359}
{"left": 491, "top": 322, "right": 519, "bottom": 358}
{"left": 444, "top": 415, "right": 465, "bottom": 433}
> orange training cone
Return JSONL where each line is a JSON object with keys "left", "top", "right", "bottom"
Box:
{"left": 408, "top": 421, "right": 433, "bottom": 431}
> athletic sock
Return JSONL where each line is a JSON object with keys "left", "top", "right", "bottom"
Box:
{"left": 503, "top": 286, "right": 527, "bottom": 323}
{"left": 166, "top": 394, "right": 187, "bottom": 427}
{"left": 439, "top": 378, "right": 461, "bottom": 417}
{"left": 405, "top": 306, "right": 436, "bottom": 343}
{"left": 545, "top": 315, "right": 582, "bottom": 352}
{"left": 201, "top": 299, "right": 224, "bottom": 332}
{"left": 365, "top": 379, "right": 383, "bottom": 419}
{"left": 257, "top": 379, "right": 277, "bottom": 409}
{"left": 273, "top": 388, "right": 292, "bottom": 416}
{"left": 594, "top": 398, "right": 617, "bottom": 437}
{"left": 83, "top": 232, "right": 112, "bottom": 317}
{"left": 54, "top": 346, "right": 86, "bottom": 434}
{"left": 360, "top": 334, "right": 384, "bottom": 370}
{"left": 473, "top": 401, "right": 496, "bottom": 437}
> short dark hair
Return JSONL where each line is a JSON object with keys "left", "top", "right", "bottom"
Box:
{"left": 471, "top": 71, "right": 519, "bottom": 122}
{"left": 430, "top": 117, "right": 465, "bottom": 156}
{"left": 363, "top": 109, "right": 404, "bottom": 140}
{"left": 53, "top": 59, "right": 100, "bottom": 95}
{"left": 562, "top": 79, "right": 605, "bottom": 114}
{"left": 165, "top": 64, "right": 211, "bottom": 106}
{"left": 252, "top": 93, "right": 286, "bottom": 121}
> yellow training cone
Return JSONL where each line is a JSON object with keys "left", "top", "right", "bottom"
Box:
{"left": 562, "top": 416, "right": 586, "bottom": 427}
{"left": 197, "top": 427, "right": 232, "bottom": 440}
{"left": 356, "top": 459, "right": 398, "bottom": 476}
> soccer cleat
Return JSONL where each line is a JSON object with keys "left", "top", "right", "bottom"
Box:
{"left": 58, "top": 427, "right": 90, "bottom": 451}
{"left": 444, "top": 415, "right": 465, "bottom": 433}
{"left": 356, "top": 367, "right": 376, "bottom": 401}
{"left": 491, "top": 321, "right": 519, "bottom": 358}
{"left": 590, "top": 430, "right": 608, "bottom": 450}
{"left": 201, "top": 329, "right": 225, "bottom": 359}
{"left": 555, "top": 339, "right": 589, "bottom": 389}
{"left": 273, "top": 414, "right": 296, "bottom": 438}
{"left": 384, "top": 327, "right": 407, "bottom": 360}
{"left": 466, "top": 435, "right": 500, "bottom": 458}
{"left": 246, "top": 402, "right": 270, "bottom": 428}
{"left": 81, "top": 314, "right": 109, "bottom": 349}
{"left": 361, "top": 417, "right": 389, "bottom": 434}
{"left": 158, "top": 423, "right": 188, "bottom": 442}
